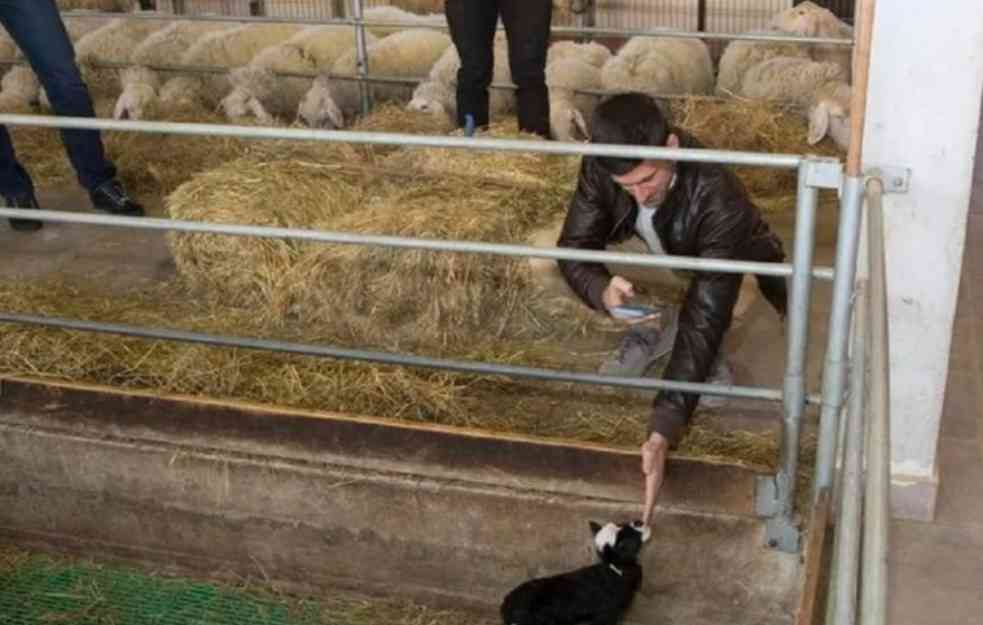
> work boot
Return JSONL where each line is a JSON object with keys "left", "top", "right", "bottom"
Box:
{"left": 90, "top": 179, "right": 144, "bottom": 216}
{"left": 4, "top": 191, "right": 43, "bottom": 232}
{"left": 599, "top": 308, "right": 678, "bottom": 377}
{"left": 698, "top": 354, "right": 735, "bottom": 409}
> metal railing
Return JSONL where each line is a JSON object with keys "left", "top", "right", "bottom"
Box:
{"left": 0, "top": 0, "right": 864, "bottom": 556}
{"left": 0, "top": 107, "right": 844, "bottom": 552}
{"left": 824, "top": 176, "right": 891, "bottom": 625}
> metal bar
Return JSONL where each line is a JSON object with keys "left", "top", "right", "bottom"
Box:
{"left": 776, "top": 161, "right": 820, "bottom": 528}
{"left": 828, "top": 280, "right": 866, "bottom": 625}
{"left": 697, "top": 0, "right": 707, "bottom": 32}
{"left": 60, "top": 10, "right": 853, "bottom": 45}
{"left": 0, "top": 208, "right": 834, "bottom": 280}
{"left": 350, "top": 0, "right": 371, "bottom": 117}
{"left": 0, "top": 114, "right": 805, "bottom": 168}
{"left": 862, "top": 177, "right": 890, "bottom": 625}
{"left": 814, "top": 175, "right": 864, "bottom": 497}
{"left": 0, "top": 312, "right": 785, "bottom": 402}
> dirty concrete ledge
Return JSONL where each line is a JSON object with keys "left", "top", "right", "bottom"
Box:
{"left": 0, "top": 377, "right": 801, "bottom": 625}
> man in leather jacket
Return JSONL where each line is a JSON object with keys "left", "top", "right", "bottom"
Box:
{"left": 556, "top": 93, "right": 787, "bottom": 521}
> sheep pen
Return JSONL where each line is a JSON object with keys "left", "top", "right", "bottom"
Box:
{"left": 2, "top": 98, "right": 835, "bottom": 485}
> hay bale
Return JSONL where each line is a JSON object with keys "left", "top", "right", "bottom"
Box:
{"left": 165, "top": 113, "right": 586, "bottom": 349}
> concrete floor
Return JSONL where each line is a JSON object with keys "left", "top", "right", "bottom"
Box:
{"left": 886, "top": 101, "right": 983, "bottom": 625}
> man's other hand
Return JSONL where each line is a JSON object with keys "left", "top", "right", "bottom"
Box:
{"left": 641, "top": 431, "right": 668, "bottom": 527}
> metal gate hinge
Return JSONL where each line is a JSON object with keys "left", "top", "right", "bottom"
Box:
{"left": 865, "top": 166, "right": 911, "bottom": 194}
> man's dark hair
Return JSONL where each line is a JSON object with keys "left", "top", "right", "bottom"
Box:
{"left": 590, "top": 93, "right": 671, "bottom": 176}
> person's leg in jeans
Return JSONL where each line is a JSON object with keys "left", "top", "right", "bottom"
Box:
{"left": 0, "top": 0, "right": 114, "bottom": 191}
{"left": 498, "top": 0, "right": 552, "bottom": 137}
{"left": 0, "top": 0, "right": 141, "bottom": 216}
{"left": 445, "top": 0, "right": 499, "bottom": 130}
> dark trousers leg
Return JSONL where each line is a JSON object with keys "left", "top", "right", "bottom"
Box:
{"left": 499, "top": 0, "right": 552, "bottom": 137}
{"left": 0, "top": 0, "right": 116, "bottom": 195}
{"left": 445, "top": 0, "right": 498, "bottom": 129}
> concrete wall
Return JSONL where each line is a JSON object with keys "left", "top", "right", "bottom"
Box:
{"left": 861, "top": 2, "right": 983, "bottom": 520}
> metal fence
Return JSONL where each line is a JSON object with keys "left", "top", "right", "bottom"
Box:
{"left": 7, "top": 1, "right": 864, "bottom": 559}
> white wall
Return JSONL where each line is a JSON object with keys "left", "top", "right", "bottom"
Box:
{"left": 861, "top": 1, "right": 983, "bottom": 520}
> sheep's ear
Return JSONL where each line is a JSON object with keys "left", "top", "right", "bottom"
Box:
{"left": 571, "top": 109, "right": 590, "bottom": 142}
{"left": 589, "top": 521, "right": 603, "bottom": 536}
{"left": 808, "top": 103, "right": 830, "bottom": 145}
{"left": 324, "top": 98, "right": 346, "bottom": 130}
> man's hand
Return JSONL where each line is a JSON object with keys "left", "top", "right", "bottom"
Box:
{"left": 641, "top": 431, "right": 668, "bottom": 527}
{"left": 603, "top": 276, "right": 635, "bottom": 311}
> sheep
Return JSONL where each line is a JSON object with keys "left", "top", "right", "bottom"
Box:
{"left": 71, "top": 14, "right": 170, "bottom": 98}
{"left": 220, "top": 25, "right": 373, "bottom": 124}
{"left": 154, "top": 23, "right": 306, "bottom": 115}
{"left": 113, "top": 20, "right": 237, "bottom": 119}
{"left": 546, "top": 56, "right": 603, "bottom": 143}
{"left": 299, "top": 28, "right": 452, "bottom": 129}
{"left": 406, "top": 33, "right": 514, "bottom": 122}
{"left": 600, "top": 36, "right": 714, "bottom": 97}
{"left": 546, "top": 40, "right": 611, "bottom": 69}
{"left": 360, "top": 6, "right": 448, "bottom": 38}
{"left": 0, "top": 66, "right": 39, "bottom": 113}
{"left": 769, "top": 1, "right": 854, "bottom": 81}
{"left": 739, "top": 56, "right": 852, "bottom": 150}
{"left": 715, "top": 28, "right": 812, "bottom": 96}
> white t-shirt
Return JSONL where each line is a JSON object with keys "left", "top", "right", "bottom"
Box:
{"left": 633, "top": 173, "right": 676, "bottom": 255}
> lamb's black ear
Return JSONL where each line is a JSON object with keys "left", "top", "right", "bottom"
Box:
{"left": 589, "top": 521, "right": 603, "bottom": 536}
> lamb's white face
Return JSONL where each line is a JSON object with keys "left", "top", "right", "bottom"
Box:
{"left": 113, "top": 84, "right": 156, "bottom": 120}
{"left": 220, "top": 89, "right": 251, "bottom": 119}
{"left": 297, "top": 84, "right": 344, "bottom": 129}
{"left": 407, "top": 95, "right": 446, "bottom": 116}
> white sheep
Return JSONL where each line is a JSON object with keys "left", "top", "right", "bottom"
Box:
{"left": 715, "top": 28, "right": 812, "bottom": 96}
{"left": 299, "top": 28, "right": 452, "bottom": 129}
{"left": 600, "top": 36, "right": 714, "bottom": 97}
{"left": 360, "top": 6, "right": 448, "bottom": 38}
{"left": 546, "top": 50, "right": 609, "bottom": 143}
{"left": 72, "top": 13, "right": 170, "bottom": 98}
{"left": 113, "top": 20, "right": 237, "bottom": 119}
{"left": 0, "top": 66, "right": 39, "bottom": 113}
{"left": 546, "top": 40, "right": 611, "bottom": 70}
{"left": 769, "top": 1, "right": 853, "bottom": 81}
{"left": 220, "top": 25, "right": 373, "bottom": 124}
{"left": 155, "top": 23, "right": 306, "bottom": 115}
{"left": 406, "top": 33, "right": 514, "bottom": 122}
{"left": 739, "top": 56, "right": 852, "bottom": 149}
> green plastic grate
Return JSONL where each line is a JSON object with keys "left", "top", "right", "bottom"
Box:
{"left": 0, "top": 548, "right": 494, "bottom": 625}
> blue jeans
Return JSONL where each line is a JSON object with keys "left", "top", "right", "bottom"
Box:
{"left": 0, "top": 0, "right": 115, "bottom": 198}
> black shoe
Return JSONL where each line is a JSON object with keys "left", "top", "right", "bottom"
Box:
{"left": 90, "top": 179, "right": 144, "bottom": 216}
{"left": 4, "top": 192, "right": 43, "bottom": 232}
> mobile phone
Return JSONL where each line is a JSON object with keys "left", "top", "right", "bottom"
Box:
{"left": 610, "top": 304, "right": 661, "bottom": 320}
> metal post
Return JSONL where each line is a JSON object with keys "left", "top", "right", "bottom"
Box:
{"left": 697, "top": 0, "right": 707, "bottom": 32}
{"left": 760, "top": 160, "right": 819, "bottom": 552}
{"left": 862, "top": 178, "right": 889, "bottom": 625}
{"left": 814, "top": 176, "right": 864, "bottom": 498}
{"left": 350, "top": 0, "right": 371, "bottom": 116}
{"left": 827, "top": 281, "right": 866, "bottom": 625}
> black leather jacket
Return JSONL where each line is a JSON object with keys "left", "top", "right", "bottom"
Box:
{"left": 557, "top": 133, "right": 787, "bottom": 443}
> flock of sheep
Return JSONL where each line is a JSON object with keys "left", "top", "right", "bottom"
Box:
{"left": 1, "top": 2, "right": 853, "bottom": 149}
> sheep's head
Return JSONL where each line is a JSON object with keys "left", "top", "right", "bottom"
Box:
{"left": 808, "top": 96, "right": 851, "bottom": 151}
{"left": 407, "top": 80, "right": 454, "bottom": 119}
{"left": 113, "top": 82, "right": 158, "bottom": 120}
{"left": 549, "top": 104, "right": 591, "bottom": 143}
{"left": 297, "top": 76, "right": 345, "bottom": 129}
{"left": 770, "top": 1, "right": 833, "bottom": 37}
